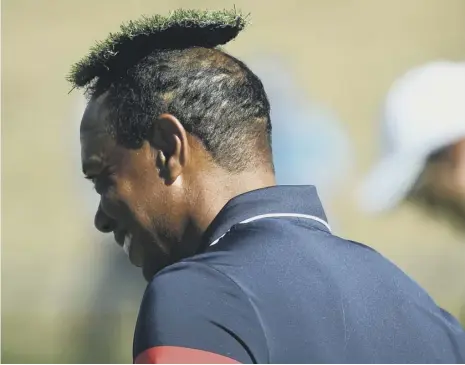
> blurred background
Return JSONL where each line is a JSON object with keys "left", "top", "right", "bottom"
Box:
{"left": 2, "top": 0, "right": 465, "bottom": 363}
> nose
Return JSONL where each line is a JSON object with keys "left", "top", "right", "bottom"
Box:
{"left": 94, "top": 203, "right": 117, "bottom": 233}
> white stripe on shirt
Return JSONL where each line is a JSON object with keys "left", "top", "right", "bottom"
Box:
{"left": 209, "top": 213, "right": 331, "bottom": 247}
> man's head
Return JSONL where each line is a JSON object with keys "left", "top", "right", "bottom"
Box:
{"left": 73, "top": 10, "right": 275, "bottom": 280}
{"left": 358, "top": 61, "right": 465, "bottom": 228}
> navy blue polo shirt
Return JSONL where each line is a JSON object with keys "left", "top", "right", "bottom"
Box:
{"left": 133, "top": 185, "right": 465, "bottom": 363}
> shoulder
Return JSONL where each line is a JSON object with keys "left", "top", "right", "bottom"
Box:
{"left": 140, "top": 260, "right": 247, "bottom": 311}
{"left": 134, "top": 260, "right": 268, "bottom": 363}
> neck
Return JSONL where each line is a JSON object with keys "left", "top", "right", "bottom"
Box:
{"left": 183, "top": 167, "right": 276, "bottom": 248}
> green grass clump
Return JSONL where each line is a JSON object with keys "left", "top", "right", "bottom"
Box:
{"left": 68, "top": 8, "right": 249, "bottom": 90}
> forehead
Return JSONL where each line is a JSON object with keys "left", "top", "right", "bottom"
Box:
{"left": 80, "top": 92, "right": 119, "bottom": 174}
{"left": 80, "top": 92, "right": 109, "bottom": 134}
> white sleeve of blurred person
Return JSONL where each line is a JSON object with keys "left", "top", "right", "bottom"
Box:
{"left": 357, "top": 61, "right": 465, "bottom": 214}
{"left": 247, "top": 56, "right": 354, "bottom": 229}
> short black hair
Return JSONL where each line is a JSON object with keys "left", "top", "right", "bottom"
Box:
{"left": 68, "top": 9, "right": 273, "bottom": 172}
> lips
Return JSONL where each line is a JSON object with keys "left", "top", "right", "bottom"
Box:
{"left": 113, "top": 230, "right": 127, "bottom": 248}
{"left": 113, "top": 230, "right": 132, "bottom": 258}
{"left": 114, "top": 230, "right": 132, "bottom": 258}
{"left": 113, "top": 230, "right": 143, "bottom": 267}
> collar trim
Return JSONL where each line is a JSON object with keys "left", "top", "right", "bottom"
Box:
{"left": 209, "top": 212, "right": 331, "bottom": 247}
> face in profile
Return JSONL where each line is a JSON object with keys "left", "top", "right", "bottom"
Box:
{"left": 410, "top": 142, "right": 465, "bottom": 228}
{"left": 79, "top": 92, "right": 188, "bottom": 281}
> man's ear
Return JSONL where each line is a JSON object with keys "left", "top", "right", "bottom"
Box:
{"left": 151, "top": 114, "right": 189, "bottom": 184}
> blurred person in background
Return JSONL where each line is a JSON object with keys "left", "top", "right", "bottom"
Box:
{"left": 358, "top": 61, "right": 465, "bottom": 324}
{"left": 71, "top": 9, "right": 465, "bottom": 364}
{"left": 359, "top": 61, "right": 465, "bottom": 226}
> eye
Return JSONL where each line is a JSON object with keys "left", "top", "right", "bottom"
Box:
{"left": 85, "top": 170, "right": 115, "bottom": 194}
{"left": 84, "top": 175, "right": 97, "bottom": 184}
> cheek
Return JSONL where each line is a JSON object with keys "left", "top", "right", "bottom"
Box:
{"left": 453, "top": 163, "right": 465, "bottom": 194}
{"left": 116, "top": 178, "right": 158, "bottom": 229}
{"left": 99, "top": 188, "right": 120, "bottom": 217}
{"left": 99, "top": 178, "right": 133, "bottom": 221}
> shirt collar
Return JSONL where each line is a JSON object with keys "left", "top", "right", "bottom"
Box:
{"left": 200, "top": 185, "right": 330, "bottom": 249}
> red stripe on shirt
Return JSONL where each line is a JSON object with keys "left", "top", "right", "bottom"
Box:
{"left": 134, "top": 346, "right": 241, "bottom": 364}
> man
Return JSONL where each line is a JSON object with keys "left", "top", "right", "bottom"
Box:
{"left": 358, "top": 61, "right": 465, "bottom": 326}
{"left": 358, "top": 61, "right": 465, "bottom": 225}
{"left": 70, "top": 10, "right": 465, "bottom": 363}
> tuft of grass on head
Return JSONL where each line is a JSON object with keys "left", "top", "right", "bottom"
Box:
{"left": 67, "top": 8, "right": 250, "bottom": 91}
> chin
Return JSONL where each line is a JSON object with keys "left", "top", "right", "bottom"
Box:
{"left": 141, "top": 259, "right": 170, "bottom": 282}
{"left": 142, "top": 266, "right": 156, "bottom": 282}
{"left": 140, "top": 240, "right": 184, "bottom": 281}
